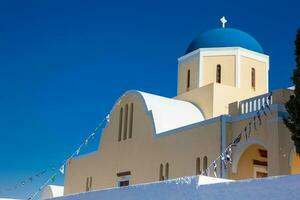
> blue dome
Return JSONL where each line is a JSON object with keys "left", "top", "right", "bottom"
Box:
{"left": 185, "top": 28, "right": 263, "bottom": 55}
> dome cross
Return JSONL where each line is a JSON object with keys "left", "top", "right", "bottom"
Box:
{"left": 220, "top": 16, "right": 227, "bottom": 28}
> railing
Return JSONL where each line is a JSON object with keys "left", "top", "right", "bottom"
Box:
{"left": 239, "top": 93, "right": 272, "bottom": 114}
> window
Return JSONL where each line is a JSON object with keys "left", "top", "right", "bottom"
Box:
{"left": 203, "top": 156, "right": 208, "bottom": 175}
{"left": 159, "top": 164, "right": 164, "bottom": 181}
{"left": 187, "top": 69, "right": 191, "bottom": 91}
{"left": 123, "top": 104, "right": 128, "bottom": 140}
{"left": 165, "top": 163, "right": 169, "bottom": 180}
{"left": 129, "top": 103, "right": 134, "bottom": 139}
{"left": 251, "top": 68, "right": 256, "bottom": 89}
{"left": 159, "top": 163, "right": 169, "bottom": 181}
{"left": 86, "top": 176, "right": 92, "bottom": 191}
{"left": 118, "top": 108, "right": 123, "bottom": 142}
{"left": 216, "top": 65, "right": 221, "bottom": 83}
{"left": 85, "top": 177, "right": 89, "bottom": 191}
{"left": 117, "top": 171, "right": 131, "bottom": 187}
{"left": 196, "top": 157, "right": 201, "bottom": 175}
{"left": 119, "top": 103, "right": 134, "bottom": 142}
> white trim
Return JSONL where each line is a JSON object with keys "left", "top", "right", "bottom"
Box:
{"left": 235, "top": 50, "right": 241, "bottom": 88}
{"left": 199, "top": 52, "right": 203, "bottom": 87}
{"left": 266, "top": 59, "right": 269, "bottom": 92}
{"left": 178, "top": 47, "right": 269, "bottom": 63}
{"left": 177, "top": 47, "right": 269, "bottom": 89}
{"left": 231, "top": 138, "right": 267, "bottom": 173}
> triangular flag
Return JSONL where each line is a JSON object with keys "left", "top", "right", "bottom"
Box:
{"left": 233, "top": 133, "right": 242, "bottom": 145}
{"left": 68, "top": 158, "right": 72, "bottom": 166}
{"left": 91, "top": 132, "right": 96, "bottom": 139}
{"left": 51, "top": 175, "right": 56, "bottom": 182}
{"left": 268, "top": 92, "right": 272, "bottom": 101}
{"left": 265, "top": 101, "right": 272, "bottom": 114}
{"left": 253, "top": 116, "right": 257, "bottom": 130}
{"left": 84, "top": 138, "right": 89, "bottom": 145}
{"left": 76, "top": 148, "right": 81, "bottom": 156}
{"left": 106, "top": 114, "right": 110, "bottom": 122}
{"left": 213, "top": 161, "right": 217, "bottom": 177}
{"left": 221, "top": 153, "right": 227, "bottom": 169}
{"left": 248, "top": 122, "right": 252, "bottom": 138}
{"left": 59, "top": 165, "right": 65, "bottom": 174}
{"left": 226, "top": 148, "right": 232, "bottom": 164}
{"left": 244, "top": 126, "right": 248, "bottom": 140}
{"left": 261, "top": 106, "right": 267, "bottom": 117}
{"left": 257, "top": 111, "right": 262, "bottom": 125}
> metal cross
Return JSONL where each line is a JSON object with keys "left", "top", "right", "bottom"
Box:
{"left": 220, "top": 16, "right": 227, "bottom": 28}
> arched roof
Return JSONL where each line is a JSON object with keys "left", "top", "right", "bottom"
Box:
{"left": 122, "top": 90, "right": 205, "bottom": 134}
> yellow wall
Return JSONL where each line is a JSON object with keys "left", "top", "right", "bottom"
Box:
{"left": 202, "top": 55, "right": 236, "bottom": 87}
{"left": 64, "top": 47, "right": 297, "bottom": 196}
{"left": 231, "top": 144, "right": 267, "bottom": 180}
{"left": 64, "top": 93, "right": 222, "bottom": 195}
{"left": 240, "top": 56, "right": 267, "bottom": 94}
{"left": 178, "top": 58, "right": 199, "bottom": 94}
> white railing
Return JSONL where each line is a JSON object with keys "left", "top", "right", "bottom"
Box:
{"left": 239, "top": 93, "right": 272, "bottom": 114}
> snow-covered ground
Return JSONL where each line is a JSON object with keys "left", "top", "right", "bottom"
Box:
{"left": 53, "top": 175, "right": 300, "bottom": 200}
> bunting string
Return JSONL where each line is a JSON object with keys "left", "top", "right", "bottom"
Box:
{"left": 26, "top": 115, "right": 109, "bottom": 200}
{"left": 201, "top": 92, "right": 272, "bottom": 178}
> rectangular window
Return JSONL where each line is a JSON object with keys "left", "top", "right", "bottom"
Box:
{"left": 187, "top": 69, "right": 191, "bottom": 91}
{"left": 119, "top": 180, "right": 129, "bottom": 187}
{"left": 216, "top": 65, "right": 221, "bottom": 83}
{"left": 123, "top": 104, "right": 128, "bottom": 140}
{"left": 117, "top": 171, "right": 131, "bottom": 187}
{"left": 129, "top": 103, "right": 134, "bottom": 138}
{"left": 251, "top": 68, "right": 256, "bottom": 89}
{"left": 118, "top": 108, "right": 123, "bottom": 141}
{"left": 86, "top": 177, "right": 89, "bottom": 191}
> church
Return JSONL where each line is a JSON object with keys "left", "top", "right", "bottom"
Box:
{"left": 63, "top": 18, "right": 300, "bottom": 195}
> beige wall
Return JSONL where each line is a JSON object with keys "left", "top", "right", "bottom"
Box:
{"left": 64, "top": 93, "right": 222, "bottom": 195}
{"left": 178, "top": 58, "right": 199, "bottom": 94}
{"left": 202, "top": 55, "right": 236, "bottom": 87}
{"left": 240, "top": 56, "right": 267, "bottom": 94}
{"left": 64, "top": 47, "right": 295, "bottom": 196}
{"left": 65, "top": 89, "right": 296, "bottom": 195}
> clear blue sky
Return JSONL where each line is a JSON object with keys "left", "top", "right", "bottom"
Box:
{"left": 0, "top": 0, "right": 299, "bottom": 199}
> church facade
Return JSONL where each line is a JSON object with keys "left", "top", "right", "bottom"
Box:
{"left": 64, "top": 25, "right": 300, "bottom": 195}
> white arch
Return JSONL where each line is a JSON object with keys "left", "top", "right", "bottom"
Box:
{"left": 232, "top": 138, "right": 267, "bottom": 173}
{"left": 113, "top": 90, "right": 205, "bottom": 135}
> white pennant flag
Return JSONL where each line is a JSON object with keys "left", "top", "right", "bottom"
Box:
{"left": 213, "top": 161, "right": 217, "bottom": 177}
{"left": 76, "top": 148, "right": 81, "bottom": 155}
{"left": 59, "top": 165, "right": 65, "bottom": 174}
{"left": 106, "top": 114, "right": 110, "bottom": 122}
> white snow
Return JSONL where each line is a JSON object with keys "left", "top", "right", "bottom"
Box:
{"left": 52, "top": 174, "right": 300, "bottom": 200}
{"left": 124, "top": 91, "right": 205, "bottom": 134}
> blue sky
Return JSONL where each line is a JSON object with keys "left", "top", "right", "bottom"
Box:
{"left": 0, "top": 0, "right": 299, "bottom": 198}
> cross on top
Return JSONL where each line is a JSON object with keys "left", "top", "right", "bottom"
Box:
{"left": 220, "top": 16, "right": 227, "bottom": 28}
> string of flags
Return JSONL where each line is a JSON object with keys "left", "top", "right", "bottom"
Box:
{"left": 202, "top": 93, "right": 272, "bottom": 178}
{"left": 24, "top": 114, "right": 110, "bottom": 200}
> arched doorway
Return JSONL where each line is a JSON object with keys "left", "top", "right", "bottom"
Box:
{"left": 231, "top": 144, "right": 268, "bottom": 180}
{"left": 290, "top": 149, "right": 300, "bottom": 174}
